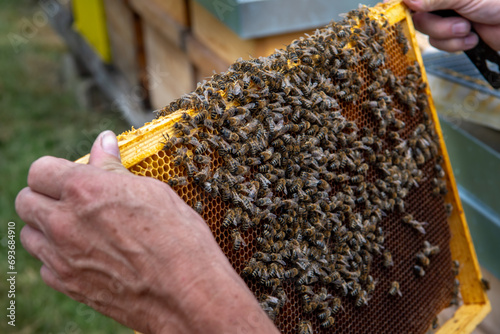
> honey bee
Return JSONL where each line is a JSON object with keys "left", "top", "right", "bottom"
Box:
{"left": 236, "top": 165, "right": 251, "bottom": 176}
{"left": 396, "top": 25, "right": 409, "bottom": 53}
{"left": 336, "top": 174, "right": 350, "bottom": 183}
{"left": 321, "top": 316, "right": 335, "bottom": 328}
{"left": 194, "top": 140, "right": 210, "bottom": 155}
{"left": 383, "top": 250, "right": 394, "bottom": 267}
{"left": 226, "top": 81, "right": 242, "bottom": 102}
{"left": 168, "top": 176, "right": 188, "bottom": 187}
{"left": 432, "top": 317, "right": 439, "bottom": 330}
{"left": 395, "top": 198, "right": 405, "bottom": 213}
{"left": 401, "top": 214, "right": 427, "bottom": 234}
{"left": 336, "top": 69, "right": 350, "bottom": 80}
{"left": 450, "top": 278, "right": 461, "bottom": 306}
{"left": 232, "top": 229, "right": 246, "bottom": 251}
{"left": 298, "top": 284, "right": 314, "bottom": 295}
{"left": 193, "top": 154, "right": 211, "bottom": 165}
{"left": 264, "top": 277, "right": 281, "bottom": 290}
{"left": 194, "top": 201, "right": 203, "bottom": 214}
{"left": 318, "top": 307, "right": 332, "bottom": 320}
{"left": 289, "top": 51, "right": 300, "bottom": 64}
{"left": 389, "top": 281, "right": 402, "bottom": 297}
{"left": 173, "top": 122, "right": 192, "bottom": 136}
{"left": 284, "top": 268, "right": 299, "bottom": 279}
{"left": 367, "top": 80, "right": 381, "bottom": 92}
{"left": 161, "top": 133, "right": 174, "bottom": 150}
{"left": 260, "top": 147, "right": 275, "bottom": 161}
{"left": 481, "top": 278, "right": 490, "bottom": 291}
{"left": 414, "top": 265, "right": 426, "bottom": 277}
{"left": 173, "top": 150, "right": 188, "bottom": 167}
{"left": 256, "top": 173, "right": 272, "bottom": 189}
{"left": 184, "top": 161, "right": 198, "bottom": 178}
{"left": 202, "top": 181, "right": 213, "bottom": 194}
{"left": 362, "top": 274, "right": 375, "bottom": 293}
{"left": 297, "top": 321, "right": 313, "bottom": 334}
{"left": 344, "top": 93, "right": 359, "bottom": 102}
{"left": 452, "top": 260, "right": 460, "bottom": 276}
{"left": 432, "top": 178, "right": 448, "bottom": 196}
{"left": 270, "top": 152, "right": 282, "bottom": 166}
{"left": 242, "top": 258, "right": 257, "bottom": 276}
{"left": 245, "top": 157, "right": 262, "bottom": 166}
{"left": 423, "top": 241, "right": 440, "bottom": 256}
{"left": 223, "top": 209, "right": 237, "bottom": 228}
{"left": 226, "top": 156, "right": 240, "bottom": 174}
{"left": 369, "top": 53, "right": 384, "bottom": 68}
{"left": 276, "top": 178, "right": 287, "bottom": 194}
{"left": 193, "top": 111, "right": 207, "bottom": 125}
{"left": 240, "top": 194, "right": 254, "bottom": 212}
{"left": 194, "top": 166, "right": 210, "bottom": 184}
{"left": 240, "top": 212, "right": 252, "bottom": 231}
{"left": 355, "top": 290, "right": 368, "bottom": 307}
{"left": 416, "top": 251, "right": 430, "bottom": 266}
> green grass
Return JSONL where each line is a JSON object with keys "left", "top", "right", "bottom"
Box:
{"left": 0, "top": 1, "right": 132, "bottom": 333}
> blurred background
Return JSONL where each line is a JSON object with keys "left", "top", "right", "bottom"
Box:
{"left": 0, "top": 0, "right": 129, "bottom": 333}
{"left": 0, "top": 0, "right": 499, "bottom": 333}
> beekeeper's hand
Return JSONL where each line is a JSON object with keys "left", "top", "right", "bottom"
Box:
{"left": 402, "top": 0, "right": 500, "bottom": 51}
{"left": 16, "top": 130, "right": 279, "bottom": 334}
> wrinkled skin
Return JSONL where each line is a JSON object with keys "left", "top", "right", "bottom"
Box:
{"left": 16, "top": 131, "right": 279, "bottom": 334}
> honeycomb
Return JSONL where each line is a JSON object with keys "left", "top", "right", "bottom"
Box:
{"left": 120, "top": 5, "right": 458, "bottom": 334}
{"left": 73, "top": 2, "right": 489, "bottom": 333}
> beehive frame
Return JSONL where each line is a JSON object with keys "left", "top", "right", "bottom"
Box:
{"left": 77, "top": 1, "right": 490, "bottom": 333}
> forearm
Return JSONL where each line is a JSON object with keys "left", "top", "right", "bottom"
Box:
{"left": 154, "top": 254, "right": 280, "bottom": 334}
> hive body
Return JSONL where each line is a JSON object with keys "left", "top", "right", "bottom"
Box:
{"left": 77, "top": 2, "right": 489, "bottom": 333}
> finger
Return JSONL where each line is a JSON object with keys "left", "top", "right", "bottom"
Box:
{"left": 88, "top": 131, "right": 130, "bottom": 174}
{"left": 474, "top": 23, "right": 500, "bottom": 51}
{"left": 429, "top": 33, "right": 479, "bottom": 52}
{"left": 40, "top": 265, "right": 86, "bottom": 304}
{"left": 27, "top": 156, "right": 75, "bottom": 200}
{"left": 404, "top": 0, "right": 469, "bottom": 12}
{"left": 40, "top": 264, "right": 66, "bottom": 293}
{"left": 16, "top": 187, "right": 58, "bottom": 232}
{"left": 20, "top": 225, "right": 48, "bottom": 261}
{"left": 20, "top": 225, "right": 69, "bottom": 277}
{"left": 41, "top": 264, "right": 92, "bottom": 306}
{"left": 413, "top": 12, "right": 472, "bottom": 39}
{"left": 404, "top": 0, "right": 500, "bottom": 25}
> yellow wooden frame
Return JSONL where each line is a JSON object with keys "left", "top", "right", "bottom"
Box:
{"left": 76, "top": 1, "right": 490, "bottom": 333}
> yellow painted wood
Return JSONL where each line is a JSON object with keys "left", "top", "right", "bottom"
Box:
{"left": 72, "top": 0, "right": 111, "bottom": 62}
{"left": 75, "top": 109, "right": 195, "bottom": 167}
{"left": 398, "top": 1, "right": 488, "bottom": 307}
{"left": 437, "top": 303, "right": 491, "bottom": 334}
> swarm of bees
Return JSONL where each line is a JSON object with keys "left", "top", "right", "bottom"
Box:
{"left": 157, "top": 5, "right": 454, "bottom": 333}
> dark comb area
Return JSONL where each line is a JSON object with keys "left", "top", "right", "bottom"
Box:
{"left": 131, "top": 6, "right": 455, "bottom": 334}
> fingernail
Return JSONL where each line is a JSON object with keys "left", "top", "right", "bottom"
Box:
{"left": 464, "top": 34, "right": 478, "bottom": 48}
{"left": 100, "top": 131, "right": 120, "bottom": 158}
{"left": 452, "top": 22, "right": 469, "bottom": 36}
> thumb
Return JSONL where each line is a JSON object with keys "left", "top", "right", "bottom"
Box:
{"left": 88, "top": 130, "right": 130, "bottom": 174}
